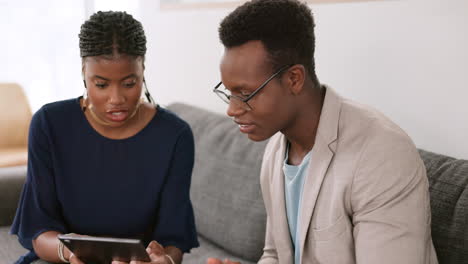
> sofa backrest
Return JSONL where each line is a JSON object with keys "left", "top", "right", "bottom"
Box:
{"left": 0, "top": 83, "right": 31, "bottom": 168}
{"left": 0, "top": 83, "right": 31, "bottom": 149}
{"left": 167, "top": 103, "right": 268, "bottom": 261}
{"left": 418, "top": 149, "right": 468, "bottom": 264}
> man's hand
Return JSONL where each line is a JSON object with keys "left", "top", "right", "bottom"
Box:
{"left": 207, "top": 257, "right": 241, "bottom": 264}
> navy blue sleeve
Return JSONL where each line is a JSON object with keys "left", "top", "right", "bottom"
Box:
{"left": 10, "top": 108, "right": 67, "bottom": 250}
{"left": 152, "top": 126, "right": 199, "bottom": 253}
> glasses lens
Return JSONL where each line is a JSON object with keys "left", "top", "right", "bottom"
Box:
{"left": 214, "top": 90, "right": 230, "bottom": 104}
{"left": 230, "top": 96, "right": 251, "bottom": 111}
{"left": 214, "top": 83, "right": 251, "bottom": 111}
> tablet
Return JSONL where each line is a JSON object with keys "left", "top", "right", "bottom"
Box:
{"left": 58, "top": 234, "right": 151, "bottom": 263}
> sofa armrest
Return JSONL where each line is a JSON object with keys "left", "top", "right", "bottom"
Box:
{"left": 0, "top": 165, "right": 26, "bottom": 226}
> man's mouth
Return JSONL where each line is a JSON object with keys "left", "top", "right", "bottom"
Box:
{"left": 235, "top": 121, "right": 255, "bottom": 133}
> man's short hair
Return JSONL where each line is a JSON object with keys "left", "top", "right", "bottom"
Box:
{"left": 219, "top": 0, "right": 317, "bottom": 82}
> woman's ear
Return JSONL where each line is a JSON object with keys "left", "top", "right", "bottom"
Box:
{"left": 286, "top": 65, "right": 306, "bottom": 95}
{"left": 81, "top": 58, "right": 87, "bottom": 88}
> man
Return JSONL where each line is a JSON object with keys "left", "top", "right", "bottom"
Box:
{"left": 208, "top": 0, "right": 438, "bottom": 263}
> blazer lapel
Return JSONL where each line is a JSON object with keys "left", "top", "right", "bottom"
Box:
{"left": 270, "top": 135, "right": 294, "bottom": 262}
{"left": 298, "top": 87, "right": 341, "bottom": 262}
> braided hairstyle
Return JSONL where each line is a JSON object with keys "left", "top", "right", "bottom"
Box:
{"left": 79, "top": 11, "right": 154, "bottom": 104}
{"left": 79, "top": 11, "right": 146, "bottom": 58}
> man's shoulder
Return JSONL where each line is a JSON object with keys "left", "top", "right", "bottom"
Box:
{"left": 337, "top": 97, "right": 422, "bottom": 168}
{"left": 340, "top": 98, "right": 414, "bottom": 146}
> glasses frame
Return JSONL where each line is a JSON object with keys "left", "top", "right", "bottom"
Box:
{"left": 213, "top": 64, "right": 293, "bottom": 110}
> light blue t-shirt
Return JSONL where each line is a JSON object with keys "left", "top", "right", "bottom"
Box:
{"left": 283, "top": 143, "right": 312, "bottom": 264}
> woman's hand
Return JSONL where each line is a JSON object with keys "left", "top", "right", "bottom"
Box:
{"left": 68, "top": 252, "right": 85, "bottom": 264}
{"left": 62, "top": 233, "right": 87, "bottom": 264}
{"left": 112, "top": 240, "right": 173, "bottom": 264}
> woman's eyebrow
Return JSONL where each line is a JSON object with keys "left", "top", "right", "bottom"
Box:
{"left": 91, "top": 74, "right": 137, "bottom": 81}
{"left": 120, "top": 74, "right": 137, "bottom": 81}
{"left": 93, "top": 75, "right": 110, "bottom": 81}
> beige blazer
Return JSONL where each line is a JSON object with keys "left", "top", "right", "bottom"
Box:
{"left": 258, "top": 87, "right": 438, "bottom": 264}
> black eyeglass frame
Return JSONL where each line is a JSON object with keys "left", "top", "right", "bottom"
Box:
{"left": 213, "top": 64, "right": 293, "bottom": 110}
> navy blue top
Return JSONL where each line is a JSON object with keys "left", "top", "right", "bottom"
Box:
{"left": 10, "top": 98, "right": 199, "bottom": 263}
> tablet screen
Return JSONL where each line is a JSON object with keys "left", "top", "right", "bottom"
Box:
{"left": 58, "top": 234, "right": 151, "bottom": 263}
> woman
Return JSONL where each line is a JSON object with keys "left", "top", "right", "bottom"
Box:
{"left": 11, "top": 11, "right": 199, "bottom": 264}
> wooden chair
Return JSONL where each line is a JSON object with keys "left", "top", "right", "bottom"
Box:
{"left": 0, "top": 83, "right": 32, "bottom": 168}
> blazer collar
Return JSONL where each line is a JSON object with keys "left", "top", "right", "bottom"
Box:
{"left": 298, "top": 86, "right": 342, "bottom": 261}
{"left": 270, "top": 86, "right": 342, "bottom": 262}
{"left": 269, "top": 135, "right": 294, "bottom": 262}
{"left": 315, "top": 85, "right": 341, "bottom": 149}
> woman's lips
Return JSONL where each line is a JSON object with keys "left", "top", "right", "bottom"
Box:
{"left": 105, "top": 110, "right": 129, "bottom": 122}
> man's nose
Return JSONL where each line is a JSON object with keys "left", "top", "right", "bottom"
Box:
{"left": 226, "top": 99, "right": 246, "bottom": 118}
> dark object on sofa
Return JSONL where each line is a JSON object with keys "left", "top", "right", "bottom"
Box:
{"left": 1, "top": 103, "right": 467, "bottom": 264}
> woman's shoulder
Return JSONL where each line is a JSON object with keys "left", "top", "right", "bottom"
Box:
{"left": 154, "top": 105, "right": 192, "bottom": 134}
{"left": 31, "top": 97, "right": 81, "bottom": 131}
{"left": 38, "top": 97, "right": 80, "bottom": 115}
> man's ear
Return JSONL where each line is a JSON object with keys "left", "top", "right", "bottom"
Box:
{"left": 285, "top": 64, "right": 305, "bottom": 95}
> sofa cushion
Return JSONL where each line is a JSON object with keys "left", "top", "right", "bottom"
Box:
{"left": 0, "top": 226, "right": 28, "bottom": 264}
{"left": 418, "top": 149, "right": 468, "bottom": 263}
{"left": 167, "top": 103, "right": 267, "bottom": 262}
{"left": 0, "top": 165, "right": 26, "bottom": 226}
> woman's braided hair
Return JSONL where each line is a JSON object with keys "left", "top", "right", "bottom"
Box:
{"left": 79, "top": 11, "right": 146, "bottom": 58}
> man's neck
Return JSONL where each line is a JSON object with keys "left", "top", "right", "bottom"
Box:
{"left": 283, "top": 85, "right": 325, "bottom": 165}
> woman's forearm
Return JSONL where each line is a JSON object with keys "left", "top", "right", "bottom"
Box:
{"left": 164, "top": 246, "right": 183, "bottom": 264}
{"left": 33, "top": 231, "right": 71, "bottom": 263}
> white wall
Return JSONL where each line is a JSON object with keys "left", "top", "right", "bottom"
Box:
{"left": 141, "top": 0, "right": 468, "bottom": 159}
{"left": 0, "top": 0, "right": 85, "bottom": 111}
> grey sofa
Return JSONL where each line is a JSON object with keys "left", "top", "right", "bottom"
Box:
{"left": 1, "top": 102, "right": 467, "bottom": 264}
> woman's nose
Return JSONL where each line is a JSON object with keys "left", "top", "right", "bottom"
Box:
{"left": 108, "top": 87, "right": 125, "bottom": 105}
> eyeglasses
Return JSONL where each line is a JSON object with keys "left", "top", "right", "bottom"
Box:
{"left": 213, "top": 64, "right": 292, "bottom": 111}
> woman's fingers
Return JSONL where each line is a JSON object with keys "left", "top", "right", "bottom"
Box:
{"left": 149, "top": 252, "right": 166, "bottom": 263}
{"left": 69, "top": 253, "right": 85, "bottom": 264}
{"left": 146, "top": 240, "right": 165, "bottom": 255}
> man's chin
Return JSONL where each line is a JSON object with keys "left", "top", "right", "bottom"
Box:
{"left": 246, "top": 133, "right": 271, "bottom": 142}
